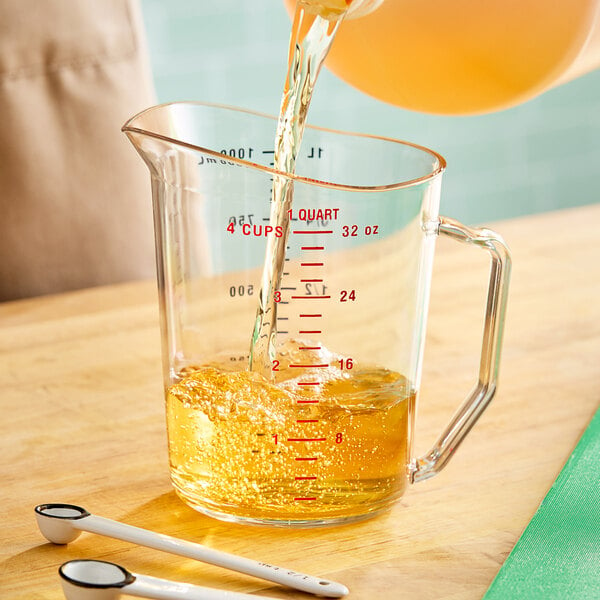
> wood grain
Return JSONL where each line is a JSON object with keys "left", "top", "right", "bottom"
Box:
{"left": 1, "top": 205, "right": 599, "bottom": 599}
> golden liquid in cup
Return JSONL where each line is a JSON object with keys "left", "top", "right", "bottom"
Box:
{"left": 166, "top": 343, "right": 414, "bottom": 524}
{"left": 167, "top": 3, "right": 414, "bottom": 525}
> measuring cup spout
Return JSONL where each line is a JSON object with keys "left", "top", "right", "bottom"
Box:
{"left": 121, "top": 116, "right": 174, "bottom": 182}
{"left": 122, "top": 102, "right": 217, "bottom": 184}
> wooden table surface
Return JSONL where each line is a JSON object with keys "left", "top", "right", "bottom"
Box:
{"left": 1, "top": 205, "right": 599, "bottom": 600}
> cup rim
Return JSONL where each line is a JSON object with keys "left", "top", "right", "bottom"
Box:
{"left": 122, "top": 101, "right": 446, "bottom": 192}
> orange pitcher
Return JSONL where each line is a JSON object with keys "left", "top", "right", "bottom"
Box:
{"left": 285, "top": 0, "right": 600, "bottom": 114}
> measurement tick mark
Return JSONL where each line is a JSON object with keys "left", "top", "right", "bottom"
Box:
{"left": 301, "top": 246, "right": 325, "bottom": 250}
{"left": 288, "top": 438, "right": 327, "bottom": 442}
{"left": 295, "top": 476, "right": 318, "bottom": 481}
{"left": 298, "top": 346, "right": 321, "bottom": 350}
{"left": 292, "top": 230, "right": 333, "bottom": 235}
{"left": 294, "top": 497, "right": 316, "bottom": 501}
{"left": 299, "top": 330, "right": 322, "bottom": 334}
{"left": 291, "top": 295, "right": 330, "bottom": 299}
{"left": 300, "top": 279, "right": 323, "bottom": 283}
{"left": 296, "top": 419, "right": 319, "bottom": 423}
{"left": 300, "top": 262, "right": 324, "bottom": 267}
{"left": 289, "top": 364, "right": 328, "bottom": 368}
{"left": 296, "top": 457, "right": 318, "bottom": 461}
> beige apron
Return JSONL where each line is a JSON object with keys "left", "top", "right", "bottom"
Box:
{"left": 0, "top": 0, "right": 156, "bottom": 301}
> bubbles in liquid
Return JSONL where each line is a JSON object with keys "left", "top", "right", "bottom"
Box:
{"left": 167, "top": 341, "right": 414, "bottom": 522}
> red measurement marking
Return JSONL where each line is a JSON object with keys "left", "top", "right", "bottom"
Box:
{"left": 291, "top": 295, "right": 331, "bottom": 299}
{"left": 297, "top": 399, "right": 320, "bottom": 404}
{"left": 301, "top": 246, "right": 325, "bottom": 250}
{"left": 300, "top": 262, "right": 324, "bottom": 267}
{"left": 295, "top": 476, "right": 318, "bottom": 480}
{"left": 296, "top": 382, "right": 320, "bottom": 387}
{"left": 298, "top": 346, "right": 321, "bottom": 350}
{"left": 299, "top": 330, "right": 322, "bottom": 334}
{"left": 288, "top": 437, "right": 327, "bottom": 442}
{"left": 295, "top": 457, "right": 318, "bottom": 461}
{"left": 289, "top": 364, "right": 328, "bottom": 368}
{"left": 292, "top": 230, "right": 333, "bottom": 234}
{"left": 295, "top": 497, "right": 317, "bottom": 501}
{"left": 296, "top": 419, "right": 319, "bottom": 423}
{"left": 300, "top": 279, "right": 323, "bottom": 283}
{"left": 299, "top": 314, "right": 322, "bottom": 317}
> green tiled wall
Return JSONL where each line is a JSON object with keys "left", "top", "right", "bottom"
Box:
{"left": 140, "top": 0, "right": 600, "bottom": 225}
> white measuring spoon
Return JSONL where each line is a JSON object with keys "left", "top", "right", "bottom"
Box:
{"left": 36, "top": 504, "right": 347, "bottom": 598}
{"left": 59, "top": 559, "right": 280, "bottom": 600}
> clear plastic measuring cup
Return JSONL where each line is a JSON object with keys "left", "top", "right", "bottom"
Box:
{"left": 123, "top": 102, "right": 511, "bottom": 527}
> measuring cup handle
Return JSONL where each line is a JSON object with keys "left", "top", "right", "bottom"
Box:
{"left": 409, "top": 215, "right": 512, "bottom": 484}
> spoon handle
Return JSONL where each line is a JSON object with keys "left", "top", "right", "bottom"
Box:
{"left": 126, "top": 573, "right": 276, "bottom": 600}
{"left": 75, "top": 515, "right": 347, "bottom": 597}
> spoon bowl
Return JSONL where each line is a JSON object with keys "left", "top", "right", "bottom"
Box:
{"left": 59, "top": 560, "right": 133, "bottom": 600}
{"left": 35, "top": 504, "right": 89, "bottom": 544}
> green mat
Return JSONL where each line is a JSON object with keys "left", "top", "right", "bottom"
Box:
{"left": 484, "top": 408, "right": 600, "bottom": 599}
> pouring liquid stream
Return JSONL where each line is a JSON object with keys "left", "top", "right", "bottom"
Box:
{"left": 248, "top": 2, "right": 346, "bottom": 375}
